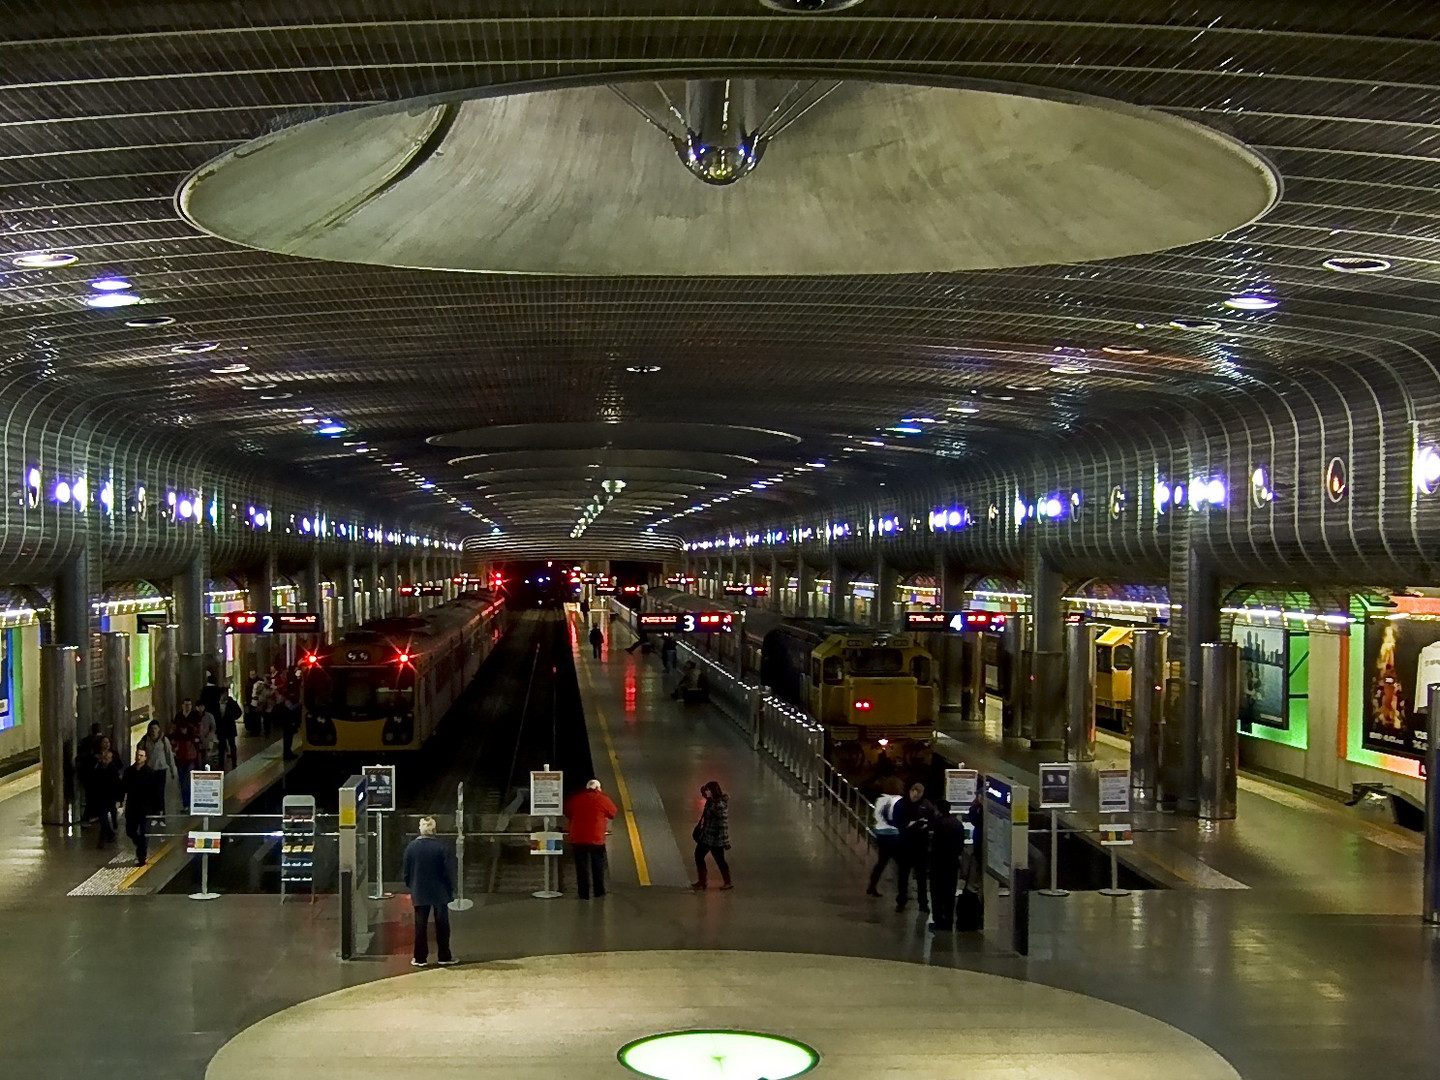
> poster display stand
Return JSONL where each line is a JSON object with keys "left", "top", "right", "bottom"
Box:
{"left": 1036, "top": 763, "right": 1071, "bottom": 897}
{"left": 530, "top": 766, "right": 563, "bottom": 899}
{"left": 281, "top": 795, "right": 317, "bottom": 901}
{"left": 1097, "top": 768, "right": 1133, "bottom": 897}
{"left": 188, "top": 770, "right": 224, "bottom": 901}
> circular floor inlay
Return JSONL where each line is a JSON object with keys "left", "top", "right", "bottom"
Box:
{"left": 619, "top": 1030, "right": 818, "bottom": 1080}
{"left": 205, "top": 951, "right": 1241, "bottom": 1080}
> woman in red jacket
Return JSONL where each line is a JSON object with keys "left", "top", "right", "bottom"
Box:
{"left": 564, "top": 779, "right": 617, "bottom": 899}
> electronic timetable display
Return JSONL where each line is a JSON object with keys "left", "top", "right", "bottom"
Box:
{"left": 220, "top": 611, "right": 322, "bottom": 634}
{"left": 637, "top": 611, "right": 735, "bottom": 633}
{"left": 903, "top": 610, "right": 1009, "bottom": 632}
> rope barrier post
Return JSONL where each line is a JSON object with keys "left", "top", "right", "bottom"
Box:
{"left": 449, "top": 781, "right": 474, "bottom": 912}
{"left": 1099, "top": 846, "right": 1130, "bottom": 898}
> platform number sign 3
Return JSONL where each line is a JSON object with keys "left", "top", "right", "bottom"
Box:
{"left": 682, "top": 613, "right": 697, "bottom": 632}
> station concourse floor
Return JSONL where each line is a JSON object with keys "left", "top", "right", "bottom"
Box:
{"left": 0, "top": 619, "right": 1434, "bottom": 1079}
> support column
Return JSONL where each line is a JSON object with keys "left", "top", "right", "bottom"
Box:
{"left": 1168, "top": 530, "right": 1219, "bottom": 814}
{"left": 937, "top": 555, "right": 966, "bottom": 714}
{"left": 1029, "top": 552, "right": 1066, "bottom": 751}
{"left": 303, "top": 550, "right": 323, "bottom": 619}
{"left": 389, "top": 556, "right": 401, "bottom": 616}
{"left": 101, "top": 632, "right": 132, "bottom": 764}
{"left": 828, "top": 555, "right": 852, "bottom": 621}
{"left": 342, "top": 554, "right": 357, "bottom": 626}
{"left": 245, "top": 550, "right": 275, "bottom": 678}
{"left": 149, "top": 624, "right": 179, "bottom": 733}
{"left": 364, "top": 557, "right": 380, "bottom": 624}
{"left": 873, "top": 555, "right": 900, "bottom": 630}
{"left": 1129, "top": 628, "right": 1167, "bottom": 811}
{"left": 797, "top": 561, "right": 815, "bottom": 618}
{"left": 1198, "top": 641, "right": 1240, "bottom": 820}
{"left": 53, "top": 547, "right": 96, "bottom": 740}
{"left": 769, "top": 555, "right": 783, "bottom": 612}
{"left": 1065, "top": 621, "right": 1098, "bottom": 762}
{"left": 39, "top": 644, "right": 79, "bottom": 826}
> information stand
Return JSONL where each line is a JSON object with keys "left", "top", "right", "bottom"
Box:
{"left": 1036, "top": 763, "right": 1072, "bottom": 897}
{"left": 280, "top": 794, "right": 317, "bottom": 901}
{"left": 981, "top": 775, "right": 1031, "bottom": 955}
{"left": 362, "top": 764, "right": 396, "bottom": 900}
{"left": 338, "top": 775, "right": 372, "bottom": 959}
{"left": 188, "top": 770, "right": 224, "bottom": 901}
{"left": 529, "top": 766, "right": 563, "bottom": 899}
{"left": 1097, "top": 767, "right": 1133, "bottom": 897}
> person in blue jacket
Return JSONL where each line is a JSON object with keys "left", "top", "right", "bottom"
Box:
{"left": 403, "top": 816, "right": 457, "bottom": 967}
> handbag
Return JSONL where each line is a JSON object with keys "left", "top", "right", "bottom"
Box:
{"left": 692, "top": 820, "right": 704, "bottom": 844}
{"left": 956, "top": 851, "right": 984, "bottom": 932}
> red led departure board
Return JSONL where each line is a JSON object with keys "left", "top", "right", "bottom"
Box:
{"left": 221, "top": 611, "right": 322, "bottom": 634}
{"left": 903, "top": 610, "right": 1009, "bottom": 632}
{"left": 637, "top": 611, "right": 735, "bottom": 633}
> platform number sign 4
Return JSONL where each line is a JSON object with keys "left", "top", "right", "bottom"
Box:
{"left": 948, "top": 612, "right": 967, "bottom": 633}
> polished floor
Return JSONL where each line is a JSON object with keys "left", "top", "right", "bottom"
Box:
{"left": 0, "top": 613, "right": 1437, "bottom": 1079}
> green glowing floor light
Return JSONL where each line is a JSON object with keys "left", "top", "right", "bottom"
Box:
{"left": 618, "top": 1030, "right": 819, "bottom": 1080}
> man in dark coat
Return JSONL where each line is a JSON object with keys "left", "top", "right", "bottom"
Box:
{"left": 588, "top": 625, "right": 603, "bottom": 659}
{"left": 892, "top": 781, "right": 935, "bottom": 913}
{"left": 403, "top": 816, "right": 456, "bottom": 966}
{"left": 927, "top": 798, "right": 966, "bottom": 932}
{"left": 214, "top": 687, "right": 243, "bottom": 769}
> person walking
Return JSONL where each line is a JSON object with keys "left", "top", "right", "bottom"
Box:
{"left": 138, "top": 719, "right": 176, "bottom": 821}
{"left": 927, "top": 799, "right": 966, "bottom": 932}
{"left": 403, "top": 816, "right": 456, "bottom": 967}
{"left": 565, "top": 779, "right": 618, "bottom": 899}
{"left": 121, "top": 747, "right": 152, "bottom": 866}
{"left": 690, "top": 780, "right": 733, "bottom": 890}
{"left": 579, "top": 599, "right": 590, "bottom": 618}
{"left": 588, "top": 625, "right": 604, "bottom": 659}
{"left": 214, "top": 687, "right": 242, "bottom": 769}
{"left": 168, "top": 700, "right": 201, "bottom": 809}
{"left": 90, "top": 739, "right": 123, "bottom": 848}
{"left": 865, "top": 784, "right": 904, "bottom": 898}
{"left": 892, "top": 781, "right": 935, "bottom": 913}
{"left": 195, "top": 702, "right": 218, "bottom": 770}
{"left": 278, "top": 683, "right": 302, "bottom": 759}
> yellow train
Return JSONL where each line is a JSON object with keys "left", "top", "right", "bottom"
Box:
{"left": 300, "top": 591, "right": 506, "bottom": 752}
{"left": 1095, "top": 624, "right": 1136, "bottom": 733}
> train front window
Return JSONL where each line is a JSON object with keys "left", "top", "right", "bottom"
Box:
{"left": 846, "top": 648, "right": 904, "bottom": 676}
{"left": 909, "top": 656, "right": 931, "bottom": 685}
{"left": 822, "top": 657, "right": 843, "bottom": 684}
{"left": 310, "top": 668, "right": 414, "bottom": 718}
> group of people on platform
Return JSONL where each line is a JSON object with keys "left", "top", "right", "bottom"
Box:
{"left": 867, "top": 780, "right": 983, "bottom": 933}
{"left": 74, "top": 660, "right": 306, "bottom": 869}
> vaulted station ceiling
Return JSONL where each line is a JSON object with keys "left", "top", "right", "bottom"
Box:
{"left": 2, "top": 3, "right": 1438, "bottom": 558}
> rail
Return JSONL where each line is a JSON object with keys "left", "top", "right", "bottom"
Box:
{"left": 607, "top": 598, "right": 876, "bottom": 847}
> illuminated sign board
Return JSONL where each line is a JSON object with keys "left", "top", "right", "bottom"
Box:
{"left": 399, "top": 584, "right": 444, "bottom": 596}
{"left": 221, "top": 611, "right": 322, "bottom": 634}
{"left": 723, "top": 583, "right": 769, "bottom": 597}
{"left": 594, "top": 585, "right": 618, "bottom": 596}
{"left": 903, "top": 610, "right": 1009, "bottom": 632}
{"left": 637, "top": 611, "right": 735, "bottom": 633}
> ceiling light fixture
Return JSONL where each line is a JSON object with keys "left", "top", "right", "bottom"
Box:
{"left": 12, "top": 251, "right": 78, "bottom": 269}
{"left": 625, "top": 365, "right": 662, "bottom": 373}
{"left": 1102, "top": 345, "right": 1149, "bottom": 355}
{"left": 83, "top": 293, "right": 141, "bottom": 308}
{"left": 316, "top": 422, "right": 346, "bottom": 435}
{"left": 1323, "top": 255, "right": 1390, "bottom": 274}
{"left": 89, "top": 276, "right": 132, "bottom": 292}
{"left": 239, "top": 382, "right": 277, "bottom": 391}
{"left": 209, "top": 363, "right": 250, "bottom": 375}
{"left": 259, "top": 392, "right": 293, "bottom": 400}
{"left": 1223, "top": 294, "right": 1278, "bottom": 311}
{"left": 948, "top": 405, "right": 980, "bottom": 415}
{"left": 125, "top": 315, "right": 174, "bottom": 328}
{"left": 1168, "top": 318, "right": 1221, "bottom": 332}
{"left": 1049, "top": 363, "right": 1090, "bottom": 375}
{"left": 171, "top": 342, "right": 219, "bottom": 354}
{"left": 1005, "top": 384, "right": 1043, "bottom": 392}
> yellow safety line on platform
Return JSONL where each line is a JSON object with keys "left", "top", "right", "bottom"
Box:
{"left": 592, "top": 702, "right": 651, "bottom": 887}
{"left": 119, "top": 837, "right": 178, "bottom": 890}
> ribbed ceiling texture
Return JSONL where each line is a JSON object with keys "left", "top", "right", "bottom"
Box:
{"left": 2, "top": 2, "right": 1438, "bottom": 558}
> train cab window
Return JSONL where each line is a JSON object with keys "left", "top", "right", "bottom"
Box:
{"left": 846, "top": 648, "right": 903, "bottom": 675}
{"left": 811, "top": 658, "right": 822, "bottom": 687}
{"left": 344, "top": 678, "right": 371, "bottom": 710}
{"left": 376, "top": 685, "right": 415, "bottom": 709}
{"left": 822, "top": 657, "right": 844, "bottom": 684}
{"left": 909, "top": 656, "right": 931, "bottom": 685}
{"left": 1095, "top": 645, "right": 1114, "bottom": 673}
{"left": 1112, "top": 644, "right": 1134, "bottom": 671}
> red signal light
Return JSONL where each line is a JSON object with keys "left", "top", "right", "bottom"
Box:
{"left": 396, "top": 650, "right": 412, "bottom": 665}
{"left": 854, "top": 699, "right": 873, "bottom": 711}
{"left": 303, "top": 653, "right": 320, "bottom": 666}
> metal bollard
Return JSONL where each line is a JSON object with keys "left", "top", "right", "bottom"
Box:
{"left": 450, "top": 781, "right": 474, "bottom": 911}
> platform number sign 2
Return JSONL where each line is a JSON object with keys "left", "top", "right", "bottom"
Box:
{"left": 261, "top": 613, "right": 275, "bottom": 634}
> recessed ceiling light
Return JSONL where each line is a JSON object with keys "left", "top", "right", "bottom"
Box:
{"left": 316, "top": 422, "right": 346, "bottom": 435}
{"left": 239, "top": 382, "right": 277, "bottom": 391}
{"left": 1102, "top": 345, "right": 1149, "bottom": 355}
{"left": 124, "top": 315, "right": 174, "bottom": 328}
{"left": 948, "top": 405, "right": 980, "bottom": 415}
{"left": 171, "top": 341, "right": 219, "bottom": 354}
{"left": 1168, "top": 318, "right": 1221, "bottom": 332}
{"left": 259, "top": 392, "right": 293, "bottom": 400}
{"left": 83, "top": 292, "right": 141, "bottom": 308}
{"left": 889, "top": 425, "right": 924, "bottom": 434}
{"left": 625, "top": 365, "right": 661, "bottom": 373}
{"left": 1223, "top": 294, "right": 1278, "bottom": 311}
{"left": 12, "top": 251, "right": 79, "bottom": 269}
{"left": 1005, "top": 384, "right": 1043, "bottom": 392}
{"left": 299, "top": 417, "right": 321, "bottom": 425}
{"left": 1323, "top": 255, "right": 1390, "bottom": 274}
{"left": 1049, "top": 363, "right": 1090, "bottom": 375}
{"left": 209, "top": 363, "right": 250, "bottom": 375}
{"left": 90, "top": 277, "right": 133, "bottom": 292}
{"left": 862, "top": 439, "right": 886, "bottom": 447}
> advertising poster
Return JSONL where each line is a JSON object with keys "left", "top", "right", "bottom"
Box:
{"left": 1237, "top": 625, "right": 1288, "bottom": 731}
{"left": 1363, "top": 616, "right": 1440, "bottom": 760}
{"left": 1097, "top": 768, "right": 1131, "bottom": 815}
{"left": 362, "top": 764, "right": 396, "bottom": 812}
{"left": 1038, "top": 763, "right": 1072, "bottom": 809}
{"left": 529, "top": 770, "right": 564, "bottom": 816}
{"left": 0, "top": 628, "right": 12, "bottom": 730}
{"left": 944, "top": 768, "right": 978, "bottom": 810}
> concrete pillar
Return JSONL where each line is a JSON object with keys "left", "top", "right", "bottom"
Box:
{"left": 303, "top": 550, "right": 323, "bottom": 618}
{"left": 937, "top": 554, "right": 967, "bottom": 714}
{"left": 173, "top": 552, "right": 207, "bottom": 702}
{"left": 1029, "top": 553, "right": 1066, "bottom": 751}
{"left": 363, "top": 558, "right": 379, "bottom": 624}
{"left": 39, "top": 644, "right": 79, "bottom": 826}
{"left": 828, "top": 555, "right": 851, "bottom": 621}
{"left": 101, "top": 632, "right": 132, "bottom": 764}
{"left": 769, "top": 555, "right": 783, "bottom": 612}
{"left": 1065, "top": 621, "right": 1098, "bottom": 762}
{"left": 1170, "top": 537, "right": 1219, "bottom": 814}
{"left": 1130, "top": 628, "right": 1166, "bottom": 811}
{"left": 53, "top": 550, "right": 95, "bottom": 738}
{"left": 1199, "top": 642, "right": 1240, "bottom": 820}
{"left": 389, "top": 556, "right": 401, "bottom": 616}
{"left": 246, "top": 552, "right": 275, "bottom": 677}
{"left": 797, "top": 561, "right": 815, "bottom": 618}
{"left": 342, "top": 554, "right": 357, "bottom": 625}
{"left": 874, "top": 556, "right": 897, "bottom": 630}
{"left": 149, "top": 624, "right": 179, "bottom": 731}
